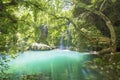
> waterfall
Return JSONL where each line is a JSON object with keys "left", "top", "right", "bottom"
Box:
{"left": 60, "top": 32, "right": 65, "bottom": 49}
{"left": 60, "top": 22, "right": 71, "bottom": 50}
{"left": 67, "top": 22, "right": 71, "bottom": 49}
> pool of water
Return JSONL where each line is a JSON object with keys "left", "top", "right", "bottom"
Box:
{"left": 5, "top": 49, "right": 101, "bottom": 80}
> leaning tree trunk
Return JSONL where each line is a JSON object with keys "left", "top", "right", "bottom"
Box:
{"left": 73, "top": 2, "right": 116, "bottom": 53}
{"left": 94, "top": 11, "right": 116, "bottom": 53}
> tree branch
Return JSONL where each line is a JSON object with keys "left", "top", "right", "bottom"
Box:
{"left": 99, "top": 0, "right": 107, "bottom": 11}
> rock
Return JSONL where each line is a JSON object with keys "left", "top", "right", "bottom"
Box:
{"left": 29, "top": 43, "right": 52, "bottom": 50}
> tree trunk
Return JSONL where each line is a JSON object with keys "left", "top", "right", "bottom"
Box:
{"left": 94, "top": 11, "right": 116, "bottom": 53}
{"left": 75, "top": 2, "right": 116, "bottom": 53}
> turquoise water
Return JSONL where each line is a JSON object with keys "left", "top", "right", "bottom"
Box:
{"left": 6, "top": 49, "right": 100, "bottom": 80}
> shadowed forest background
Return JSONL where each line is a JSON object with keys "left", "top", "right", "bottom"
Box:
{"left": 0, "top": 0, "right": 120, "bottom": 80}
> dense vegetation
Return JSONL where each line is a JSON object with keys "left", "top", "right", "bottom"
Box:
{"left": 0, "top": 0, "right": 120, "bottom": 79}
{"left": 0, "top": 0, "right": 120, "bottom": 53}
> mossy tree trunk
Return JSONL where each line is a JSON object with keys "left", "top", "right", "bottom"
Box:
{"left": 94, "top": 11, "right": 116, "bottom": 53}
{"left": 75, "top": 2, "right": 117, "bottom": 53}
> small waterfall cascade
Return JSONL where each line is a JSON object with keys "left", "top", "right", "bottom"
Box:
{"left": 60, "top": 31, "right": 65, "bottom": 49}
{"left": 66, "top": 22, "right": 71, "bottom": 49}
{"left": 60, "top": 22, "right": 71, "bottom": 50}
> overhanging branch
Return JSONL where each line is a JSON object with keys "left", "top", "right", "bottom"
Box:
{"left": 99, "top": 0, "right": 107, "bottom": 11}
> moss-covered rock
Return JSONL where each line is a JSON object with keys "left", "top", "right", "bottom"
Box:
{"left": 29, "top": 43, "right": 53, "bottom": 50}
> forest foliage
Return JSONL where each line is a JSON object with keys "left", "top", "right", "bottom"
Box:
{"left": 0, "top": 0, "right": 120, "bottom": 79}
{"left": 0, "top": 0, "right": 120, "bottom": 54}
